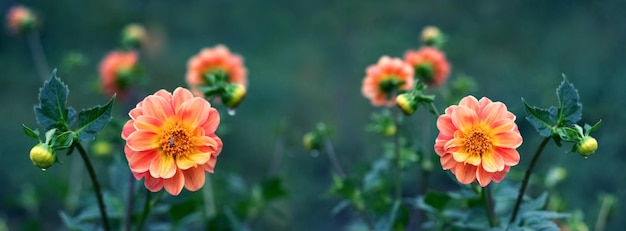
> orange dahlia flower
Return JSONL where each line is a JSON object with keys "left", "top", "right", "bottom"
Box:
{"left": 404, "top": 47, "right": 450, "bottom": 87}
{"left": 186, "top": 45, "right": 247, "bottom": 97}
{"left": 434, "top": 96, "right": 522, "bottom": 187}
{"left": 122, "top": 87, "right": 223, "bottom": 195}
{"left": 362, "top": 56, "right": 414, "bottom": 106}
{"left": 99, "top": 50, "right": 138, "bottom": 98}
{"left": 6, "top": 5, "right": 36, "bottom": 34}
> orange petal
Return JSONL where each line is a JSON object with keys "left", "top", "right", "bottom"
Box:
{"left": 492, "top": 166, "right": 510, "bottom": 182}
{"left": 477, "top": 97, "right": 493, "bottom": 112}
{"left": 436, "top": 115, "right": 456, "bottom": 137}
{"left": 163, "top": 169, "right": 185, "bottom": 195}
{"left": 434, "top": 138, "right": 448, "bottom": 156}
{"left": 440, "top": 153, "right": 457, "bottom": 170}
{"left": 202, "top": 108, "right": 220, "bottom": 134}
{"left": 129, "top": 107, "right": 143, "bottom": 120}
{"left": 203, "top": 157, "right": 218, "bottom": 173}
{"left": 493, "top": 131, "right": 523, "bottom": 149}
{"left": 495, "top": 147, "right": 520, "bottom": 166}
{"left": 454, "top": 163, "right": 477, "bottom": 184}
{"left": 154, "top": 89, "right": 173, "bottom": 104}
{"left": 126, "top": 131, "right": 159, "bottom": 151}
{"left": 451, "top": 106, "right": 477, "bottom": 132}
{"left": 458, "top": 96, "right": 479, "bottom": 112}
{"left": 182, "top": 167, "right": 206, "bottom": 191}
{"left": 476, "top": 167, "right": 493, "bottom": 187}
{"left": 176, "top": 151, "right": 211, "bottom": 170}
{"left": 129, "top": 150, "right": 156, "bottom": 173}
{"left": 132, "top": 171, "right": 146, "bottom": 180}
{"left": 172, "top": 87, "right": 195, "bottom": 113}
{"left": 481, "top": 150, "right": 505, "bottom": 172}
{"left": 490, "top": 119, "right": 516, "bottom": 134}
{"left": 121, "top": 120, "right": 135, "bottom": 140}
{"left": 142, "top": 95, "right": 174, "bottom": 122}
{"left": 192, "top": 135, "right": 218, "bottom": 148}
{"left": 178, "top": 98, "right": 211, "bottom": 128}
{"left": 124, "top": 145, "right": 136, "bottom": 159}
{"left": 144, "top": 174, "right": 164, "bottom": 192}
{"left": 134, "top": 115, "right": 163, "bottom": 133}
{"left": 479, "top": 102, "right": 507, "bottom": 125}
{"left": 149, "top": 154, "right": 177, "bottom": 179}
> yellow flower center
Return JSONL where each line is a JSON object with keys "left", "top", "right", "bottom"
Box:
{"left": 465, "top": 129, "right": 492, "bottom": 157}
{"left": 159, "top": 122, "right": 192, "bottom": 158}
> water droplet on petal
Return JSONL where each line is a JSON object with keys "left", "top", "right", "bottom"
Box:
{"left": 227, "top": 108, "right": 236, "bottom": 116}
{"left": 310, "top": 150, "right": 319, "bottom": 157}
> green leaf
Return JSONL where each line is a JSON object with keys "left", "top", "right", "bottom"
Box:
{"left": 584, "top": 120, "right": 602, "bottom": 135}
{"left": 169, "top": 199, "right": 200, "bottom": 223}
{"left": 34, "top": 70, "right": 70, "bottom": 130}
{"left": 556, "top": 76, "right": 582, "bottom": 126}
{"left": 44, "top": 128, "right": 57, "bottom": 144}
{"left": 555, "top": 127, "right": 580, "bottom": 142}
{"left": 75, "top": 95, "right": 115, "bottom": 142}
{"left": 22, "top": 124, "right": 40, "bottom": 140}
{"left": 522, "top": 98, "right": 557, "bottom": 137}
{"left": 50, "top": 131, "right": 75, "bottom": 150}
{"left": 423, "top": 191, "right": 452, "bottom": 212}
{"left": 260, "top": 177, "right": 287, "bottom": 202}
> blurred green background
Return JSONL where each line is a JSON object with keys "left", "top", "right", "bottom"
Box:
{"left": 1, "top": 0, "right": 624, "bottom": 230}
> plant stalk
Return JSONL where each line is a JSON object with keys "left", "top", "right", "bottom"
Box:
{"left": 482, "top": 185, "right": 496, "bottom": 227}
{"left": 136, "top": 189, "right": 152, "bottom": 231}
{"left": 76, "top": 143, "right": 110, "bottom": 231}
{"left": 392, "top": 107, "right": 402, "bottom": 201}
{"left": 26, "top": 31, "right": 50, "bottom": 81}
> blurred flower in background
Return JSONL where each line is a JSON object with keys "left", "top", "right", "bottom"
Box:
{"left": 186, "top": 45, "right": 247, "bottom": 97}
{"left": 122, "top": 87, "right": 223, "bottom": 195}
{"left": 5, "top": 5, "right": 37, "bottom": 35}
{"left": 121, "top": 23, "right": 148, "bottom": 50}
{"left": 98, "top": 50, "right": 139, "bottom": 98}
{"left": 434, "top": 96, "right": 522, "bottom": 186}
{"left": 404, "top": 47, "right": 450, "bottom": 87}
{"left": 361, "top": 56, "right": 414, "bottom": 106}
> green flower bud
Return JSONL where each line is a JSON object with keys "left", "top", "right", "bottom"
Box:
{"left": 29, "top": 143, "right": 55, "bottom": 170}
{"left": 396, "top": 93, "right": 418, "bottom": 115}
{"left": 222, "top": 83, "right": 246, "bottom": 109}
{"left": 302, "top": 132, "right": 322, "bottom": 150}
{"left": 121, "top": 23, "right": 147, "bottom": 49}
{"left": 421, "top": 26, "right": 445, "bottom": 47}
{"left": 577, "top": 136, "right": 598, "bottom": 157}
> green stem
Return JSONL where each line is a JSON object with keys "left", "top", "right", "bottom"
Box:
{"left": 482, "top": 186, "right": 496, "bottom": 227}
{"left": 26, "top": 31, "right": 50, "bottom": 81}
{"left": 392, "top": 107, "right": 402, "bottom": 201}
{"left": 429, "top": 102, "right": 441, "bottom": 116}
{"left": 123, "top": 172, "right": 136, "bottom": 231}
{"left": 509, "top": 137, "right": 551, "bottom": 224}
{"left": 136, "top": 189, "right": 152, "bottom": 231}
{"left": 203, "top": 175, "right": 216, "bottom": 219}
{"left": 76, "top": 143, "right": 110, "bottom": 231}
{"left": 324, "top": 139, "right": 346, "bottom": 178}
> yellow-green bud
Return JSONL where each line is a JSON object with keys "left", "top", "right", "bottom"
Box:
{"left": 222, "top": 83, "right": 246, "bottom": 109}
{"left": 121, "top": 23, "right": 147, "bottom": 49}
{"left": 396, "top": 93, "right": 418, "bottom": 115}
{"left": 302, "top": 132, "right": 322, "bottom": 150}
{"left": 577, "top": 136, "right": 598, "bottom": 157}
{"left": 421, "top": 26, "right": 443, "bottom": 47}
{"left": 29, "top": 143, "right": 55, "bottom": 169}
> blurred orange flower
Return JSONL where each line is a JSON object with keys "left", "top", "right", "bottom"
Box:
{"left": 186, "top": 45, "right": 247, "bottom": 97}
{"left": 6, "top": 5, "right": 37, "bottom": 34}
{"left": 98, "top": 50, "right": 138, "bottom": 98}
{"left": 362, "top": 56, "right": 414, "bottom": 106}
{"left": 121, "top": 87, "right": 223, "bottom": 195}
{"left": 404, "top": 47, "right": 450, "bottom": 87}
{"left": 434, "top": 96, "right": 522, "bottom": 187}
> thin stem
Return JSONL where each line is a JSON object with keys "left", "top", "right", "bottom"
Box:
{"left": 509, "top": 137, "right": 551, "bottom": 224}
{"left": 482, "top": 186, "right": 496, "bottom": 227}
{"left": 26, "top": 31, "right": 50, "bottom": 81}
{"left": 136, "top": 189, "right": 152, "bottom": 231}
{"left": 76, "top": 143, "right": 110, "bottom": 231}
{"left": 594, "top": 195, "right": 616, "bottom": 231}
{"left": 392, "top": 107, "right": 402, "bottom": 201}
{"left": 429, "top": 102, "right": 441, "bottom": 116}
{"left": 123, "top": 172, "right": 136, "bottom": 231}
{"left": 324, "top": 139, "right": 345, "bottom": 178}
{"left": 268, "top": 136, "right": 285, "bottom": 175}
{"left": 203, "top": 174, "right": 216, "bottom": 219}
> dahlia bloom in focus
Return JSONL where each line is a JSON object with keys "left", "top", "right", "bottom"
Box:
{"left": 186, "top": 45, "right": 247, "bottom": 97}
{"left": 122, "top": 87, "right": 223, "bottom": 195}
{"left": 404, "top": 47, "right": 450, "bottom": 87}
{"left": 434, "top": 96, "right": 522, "bottom": 187}
{"left": 362, "top": 56, "right": 414, "bottom": 106}
{"left": 6, "top": 5, "right": 37, "bottom": 34}
{"left": 99, "top": 50, "right": 138, "bottom": 98}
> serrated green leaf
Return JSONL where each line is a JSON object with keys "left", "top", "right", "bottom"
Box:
{"left": 22, "top": 124, "right": 40, "bottom": 140}
{"left": 522, "top": 98, "right": 556, "bottom": 137}
{"left": 51, "top": 131, "right": 74, "bottom": 150}
{"left": 75, "top": 95, "right": 115, "bottom": 142}
{"left": 556, "top": 76, "right": 582, "bottom": 126}
{"left": 34, "top": 70, "right": 70, "bottom": 130}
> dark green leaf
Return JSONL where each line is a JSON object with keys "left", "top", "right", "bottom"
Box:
{"left": 423, "top": 191, "right": 452, "bottom": 212}
{"left": 376, "top": 200, "right": 401, "bottom": 231}
{"left": 50, "top": 131, "right": 74, "bottom": 150}
{"left": 521, "top": 192, "right": 548, "bottom": 211}
{"left": 169, "top": 199, "right": 200, "bottom": 223}
{"left": 555, "top": 127, "right": 580, "bottom": 142}
{"left": 260, "top": 177, "right": 287, "bottom": 202}
{"left": 522, "top": 98, "right": 556, "bottom": 137}
{"left": 44, "top": 128, "right": 57, "bottom": 144}
{"left": 585, "top": 120, "right": 602, "bottom": 135}
{"left": 22, "top": 124, "right": 40, "bottom": 140}
{"left": 34, "top": 70, "right": 70, "bottom": 130}
{"left": 523, "top": 211, "right": 569, "bottom": 220}
{"left": 556, "top": 76, "right": 582, "bottom": 126}
{"left": 59, "top": 211, "right": 97, "bottom": 231}
{"left": 75, "top": 95, "right": 115, "bottom": 142}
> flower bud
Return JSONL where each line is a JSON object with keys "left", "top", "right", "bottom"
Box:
{"left": 222, "top": 83, "right": 246, "bottom": 109}
{"left": 302, "top": 132, "right": 322, "bottom": 150}
{"left": 121, "top": 23, "right": 147, "bottom": 49}
{"left": 396, "top": 93, "right": 418, "bottom": 115}
{"left": 6, "top": 5, "right": 37, "bottom": 35}
{"left": 29, "top": 143, "right": 55, "bottom": 169}
{"left": 421, "top": 26, "right": 444, "bottom": 47}
{"left": 577, "top": 136, "right": 598, "bottom": 157}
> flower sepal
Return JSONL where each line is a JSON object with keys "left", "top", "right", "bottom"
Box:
{"left": 221, "top": 83, "right": 247, "bottom": 109}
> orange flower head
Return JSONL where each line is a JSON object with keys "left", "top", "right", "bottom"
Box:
{"left": 434, "top": 96, "right": 522, "bottom": 187}
{"left": 404, "top": 47, "right": 450, "bottom": 87}
{"left": 362, "top": 56, "right": 414, "bottom": 106}
{"left": 98, "top": 50, "right": 138, "bottom": 98}
{"left": 6, "top": 5, "right": 37, "bottom": 34}
{"left": 186, "top": 45, "right": 247, "bottom": 97}
{"left": 121, "top": 87, "right": 223, "bottom": 195}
